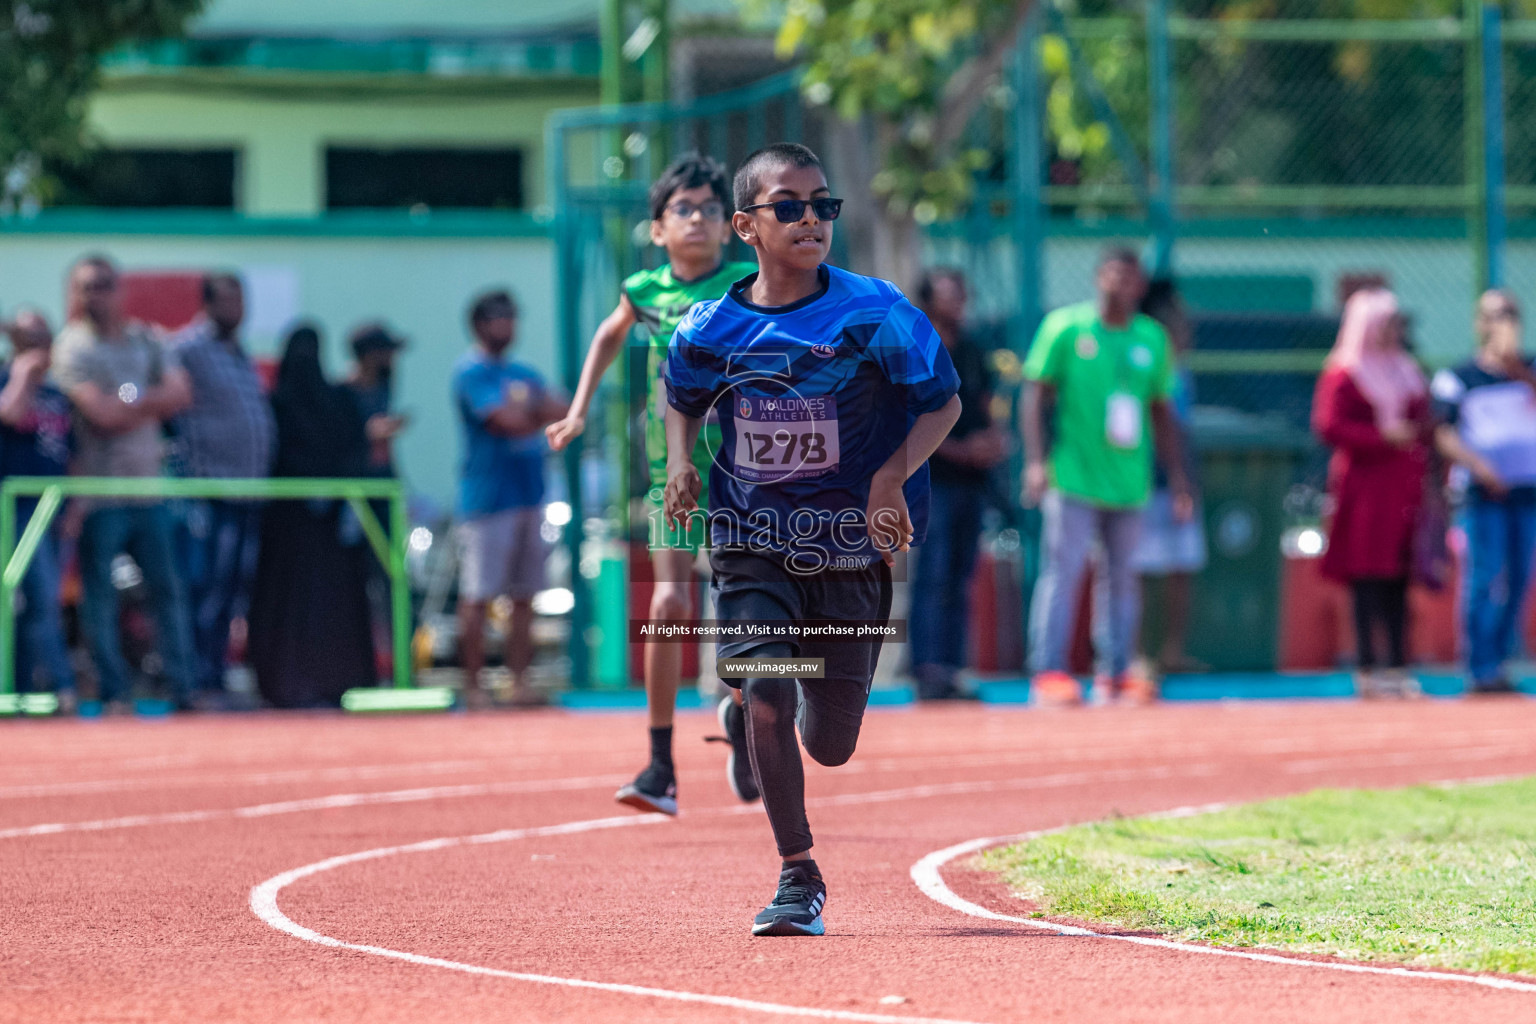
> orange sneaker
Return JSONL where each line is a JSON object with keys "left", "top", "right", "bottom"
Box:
{"left": 1031, "top": 671, "right": 1083, "bottom": 708}
{"left": 1118, "top": 670, "right": 1159, "bottom": 706}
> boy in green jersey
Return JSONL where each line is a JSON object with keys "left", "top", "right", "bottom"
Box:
{"left": 547, "top": 153, "right": 757, "bottom": 815}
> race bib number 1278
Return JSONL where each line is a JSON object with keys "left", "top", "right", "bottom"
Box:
{"left": 732, "top": 394, "right": 840, "bottom": 483}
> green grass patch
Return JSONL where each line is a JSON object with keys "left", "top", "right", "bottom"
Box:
{"left": 981, "top": 778, "right": 1536, "bottom": 975}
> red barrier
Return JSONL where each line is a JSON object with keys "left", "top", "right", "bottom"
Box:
{"left": 626, "top": 541, "right": 699, "bottom": 684}
{"left": 1279, "top": 549, "right": 1461, "bottom": 670}
{"left": 968, "top": 553, "right": 998, "bottom": 672}
{"left": 119, "top": 271, "right": 203, "bottom": 332}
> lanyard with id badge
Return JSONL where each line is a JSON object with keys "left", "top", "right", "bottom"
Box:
{"left": 1102, "top": 332, "right": 1147, "bottom": 451}
{"left": 732, "top": 393, "right": 840, "bottom": 482}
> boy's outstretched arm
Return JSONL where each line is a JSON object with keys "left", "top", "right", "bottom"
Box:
{"left": 547, "top": 297, "right": 637, "bottom": 450}
{"left": 662, "top": 403, "right": 705, "bottom": 527}
{"left": 866, "top": 393, "right": 962, "bottom": 566}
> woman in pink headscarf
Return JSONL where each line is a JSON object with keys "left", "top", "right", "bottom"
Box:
{"left": 1312, "top": 287, "right": 1430, "bottom": 697}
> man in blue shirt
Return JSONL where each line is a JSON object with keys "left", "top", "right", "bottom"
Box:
{"left": 452, "top": 289, "right": 567, "bottom": 708}
{"left": 664, "top": 143, "right": 961, "bottom": 937}
{"left": 0, "top": 309, "right": 76, "bottom": 707}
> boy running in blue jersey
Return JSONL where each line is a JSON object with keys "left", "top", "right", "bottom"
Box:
{"left": 547, "top": 154, "right": 758, "bottom": 816}
{"left": 664, "top": 143, "right": 962, "bottom": 936}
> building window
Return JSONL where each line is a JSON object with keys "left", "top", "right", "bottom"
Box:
{"left": 54, "top": 149, "right": 238, "bottom": 208}
{"left": 325, "top": 147, "right": 524, "bottom": 210}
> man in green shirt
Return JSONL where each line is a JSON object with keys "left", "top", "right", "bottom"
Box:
{"left": 546, "top": 153, "right": 757, "bottom": 815}
{"left": 1020, "top": 246, "right": 1191, "bottom": 706}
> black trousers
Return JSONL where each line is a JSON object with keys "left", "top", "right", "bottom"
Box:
{"left": 1350, "top": 577, "right": 1409, "bottom": 670}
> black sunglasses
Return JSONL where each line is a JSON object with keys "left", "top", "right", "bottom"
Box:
{"left": 740, "top": 197, "right": 843, "bottom": 223}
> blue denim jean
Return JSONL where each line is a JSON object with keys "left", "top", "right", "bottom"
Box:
{"left": 909, "top": 478, "right": 987, "bottom": 687}
{"left": 178, "top": 499, "right": 263, "bottom": 692}
{"left": 14, "top": 503, "right": 75, "bottom": 694}
{"left": 1028, "top": 490, "right": 1143, "bottom": 677}
{"left": 1464, "top": 493, "right": 1536, "bottom": 684}
{"left": 78, "top": 504, "right": 196, "bottom": 703}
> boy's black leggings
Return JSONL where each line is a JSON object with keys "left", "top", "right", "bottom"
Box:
{"left": 709, "top": 547, "right": 893, "bottom": 858}
{"left": 741, "top": 642, "right": 870, "bottom": 857}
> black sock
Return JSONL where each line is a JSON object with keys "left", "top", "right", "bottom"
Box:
{"left": 649, "top": 726, "right": 674, "bottom": 770}
{"left": 785, "top": 858, "right": 820, "bottom": 878}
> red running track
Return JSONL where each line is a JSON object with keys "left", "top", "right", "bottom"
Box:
{"left": 6, "top": 700, "right": 1536, "bottom": 1023}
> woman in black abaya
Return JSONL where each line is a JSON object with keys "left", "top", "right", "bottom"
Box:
{"left": 248, "top": 324, "right": 375, "bottom": 707}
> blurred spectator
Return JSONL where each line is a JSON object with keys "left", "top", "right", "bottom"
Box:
{"left": 346, "top": 321, "right": 407, "bottom": 668}
{"left": 53, "top": 255, "right": 197, "bottom": 711}
{"left": 1020, "top": 247, "right": 1190, "bottom": 707}
{"left": 1431, "top": 289, "right": 1536, "bottom": 695}
{"left": 453, "top": 289, "right": 565, "bottom": 708}
{"left": 0, "top": 310, "right": 76, "bottom": 706}
{"left": 346, "top": 322, "right": 407, "bottom": 477}
{"left": 1312, "top": 288, "right": 1429, "bottom": 699}
{"left": 247, "top": 324, "right": 373, "bottom": 707}
{"left": 909, "top": 268, "right": 1006, "bottom": 700}
{"left": 1131, "top": 279, "right": 1209, "bottom": 673}
{"left": 171, "top": 273, "right": 276, "bottom": 700}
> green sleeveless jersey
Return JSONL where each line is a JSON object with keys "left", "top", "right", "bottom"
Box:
{"left": 623, "top": 260, "right": 757, "bottom": 381}
{"left": 624, "top": 261, "right": 756, "bottom": 534}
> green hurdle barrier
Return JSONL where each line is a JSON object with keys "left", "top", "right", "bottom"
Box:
{"left": 0, "top": 476, "right": 413, "bottom": 704}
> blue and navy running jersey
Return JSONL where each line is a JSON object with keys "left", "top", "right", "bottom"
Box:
{"left": 665, "top": 263, "right": 960, "bottom": 563}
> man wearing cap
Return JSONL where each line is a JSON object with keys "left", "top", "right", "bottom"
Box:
{"left": 346, "top": 322, "right": 408, "bottom": 478}
{"left": 345, "top": 322, "right": 409, "bottom": 668}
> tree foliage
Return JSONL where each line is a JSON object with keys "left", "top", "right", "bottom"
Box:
{"left": 745, "top": 0, "right": 1036, "bottom": 226}
{"left": 0, "top": 0, "right": 204, "bottom": 214}
{"left": 1040, "top": 0, "right": 1492, "bottom": 205}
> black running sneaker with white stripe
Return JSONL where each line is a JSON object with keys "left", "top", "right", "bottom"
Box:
{"left": 752, "top": 861, "right": 826, "bottom": 936}
{"left": 614, "top": 763, "right": 677, "bottom": 816}
{"left": 718, "top": 695, "right": 761, "bottom": 802}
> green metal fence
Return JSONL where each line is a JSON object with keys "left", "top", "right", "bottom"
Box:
{"left": 0, "top": 476, "right": 410, "bottom": 698}
{"left": 1033, "top": 2, "right": 1525, "bottom": 290}
{"left": 546, "top": 2, "right": 1536, "bottom": 685}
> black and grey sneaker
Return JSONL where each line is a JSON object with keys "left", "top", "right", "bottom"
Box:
{"left": 752, "top": 861, "right": 826, "bottom": 936}
{"left": 614, "top": 763, "right": 677, "bottom": 816}
{"left": 718, "top": 695, "right": 760, "bottom": 802}
{"left": 1470, "top": 677, "right": 1520, "bottom": 696}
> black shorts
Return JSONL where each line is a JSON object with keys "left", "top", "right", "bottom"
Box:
{"left": 709, "top": 546, "right": 894, "bottom": 693}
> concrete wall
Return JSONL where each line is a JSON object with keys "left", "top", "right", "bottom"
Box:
{"left": 193, "top": 0, "right": 740, "bottom": 34}
{"left": 88, "top": 86, "right": 594, "bottom": 215}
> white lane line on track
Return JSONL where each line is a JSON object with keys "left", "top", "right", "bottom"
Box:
{"left": 910, "top": 818, "right": 1536, "bottom": 996}
{"left": 0, "top": 774, "right": 630, "bottom": 840}
{"left": 0, "top": 760, "right": 498, "bottom": 799}
{"left": 6, "top": 760, "right": 1227, "bottom": 842}
{"left": 247, "top": 765, "right": 1536, "bottom": 1024}
{"left": 12, "top": 739, "right": 1532, "bottom": 841}
{"left": 1282, "top": 745, "right": 1536, "bottom": 774}
{"left": 250, "top": 811, "right": 992, "bottom": 1024}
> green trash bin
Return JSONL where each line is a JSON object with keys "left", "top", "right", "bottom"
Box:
{"left": 1141, "top": 408, "right": 1313, "bottom": 672}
